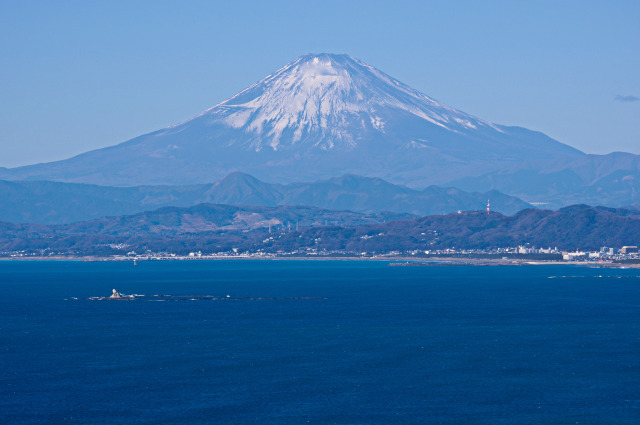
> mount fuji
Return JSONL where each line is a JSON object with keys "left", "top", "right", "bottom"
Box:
{"left": 0, "top": 53, "right": 583, "bottom": 187}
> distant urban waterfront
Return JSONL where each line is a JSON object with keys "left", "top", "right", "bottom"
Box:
{"left": 4, "top": 244, "right": 639, "bottom": 266}
{"left": 2, "top": 260, "right": 639, "bottom": 424}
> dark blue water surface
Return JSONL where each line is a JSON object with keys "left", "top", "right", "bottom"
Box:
{"left": 1, "top": 260, "right": 639, "bottom": 424}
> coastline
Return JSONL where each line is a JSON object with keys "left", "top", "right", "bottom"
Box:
{"left": 1, "top": 255, "right": 637, "bottom": 268}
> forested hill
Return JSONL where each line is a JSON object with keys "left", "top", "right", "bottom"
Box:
{"left": 1, "top": 204, "right": 638, "bottom": 256}
{"left": 280, "top": 205, "right": 640, "bottom": 252}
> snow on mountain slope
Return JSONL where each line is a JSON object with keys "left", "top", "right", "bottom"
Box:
{"left": 0, "top": 54, "right": 584, "bottom": 186}
{"left": 195, "top": 54, "right": 501, "bottom": 151}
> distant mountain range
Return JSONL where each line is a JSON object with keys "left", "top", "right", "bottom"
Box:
{"left": 2, "top": 204, "right": 638, "bottom": 255}
{"left": 451, "top": 152, "right": 640, "bottom": 208}
{"left": 0, "top": 173, "right": 530, "bottom": 224}
{"left": 0, "top": 53, "right": 637, "bottom": 208}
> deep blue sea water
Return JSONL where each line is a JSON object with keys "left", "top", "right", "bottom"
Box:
{"left": 1, "top": 260, "right": 639, "bottom": 424}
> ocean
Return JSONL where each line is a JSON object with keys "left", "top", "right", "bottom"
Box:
{"left": 1, "top": 260, "right": 639, "bottom": 424}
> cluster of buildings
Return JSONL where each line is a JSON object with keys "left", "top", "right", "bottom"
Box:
{"left": 416, "top": 245, "right": 639, "bottom": 262}
{"left": 561, "top": 245, "right": 638, "bottom": 261}
{"left": 2, "top": 245, "right": 639, "bottom": 263}
{"left": 113, "top": 245, "right": 640, "bottom": 262}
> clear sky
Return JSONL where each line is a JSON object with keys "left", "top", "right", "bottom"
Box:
{"left": 1, "top": 0, "right": 638, "bottom": 167}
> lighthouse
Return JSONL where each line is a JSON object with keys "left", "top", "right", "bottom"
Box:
{"left": 487, "top": 199, "right": 490, "bottom": 214}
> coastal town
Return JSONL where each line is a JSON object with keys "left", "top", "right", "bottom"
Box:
{"left": 3, "top": 244, "right": 639, "bottom": 265}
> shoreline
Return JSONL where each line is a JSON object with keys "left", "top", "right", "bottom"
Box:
{"left": 1, "top": 255, "right": 637, "bottom": 268}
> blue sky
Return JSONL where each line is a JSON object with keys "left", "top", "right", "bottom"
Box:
{"left": 1, "top": 0, "right": 638, "bottom": 167}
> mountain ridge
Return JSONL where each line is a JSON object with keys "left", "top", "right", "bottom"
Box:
{"left": 0, "top": 173, "right": 530, "bottom": 224}
{"left": 2, "top": 204, "right": 638, "bottom": 255}
{"left": 450, "top": 152, "right": 640, "bottom": 207}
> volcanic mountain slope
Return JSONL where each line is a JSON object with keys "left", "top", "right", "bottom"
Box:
{"left": 0, "top": 53, "right": 582, "bottom": 187}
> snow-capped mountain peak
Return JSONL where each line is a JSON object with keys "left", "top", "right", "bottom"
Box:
{"left": 1, "top": 53, "right": 584, "bottom": 187}
{"left": 194, "top": 53, "right": 495, "bottom": 151}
